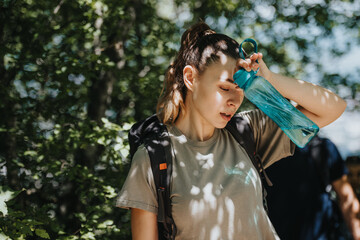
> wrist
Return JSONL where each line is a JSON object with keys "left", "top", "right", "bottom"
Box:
{"left": 262, "top": 70, "right": 274, "bottom": 84}
{"left": 257, "top": 59, "right": 273, "bottom": 82}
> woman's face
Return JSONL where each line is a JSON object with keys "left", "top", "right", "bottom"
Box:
{"left": 191, "top": 54, "right": 244, "bottom": 129}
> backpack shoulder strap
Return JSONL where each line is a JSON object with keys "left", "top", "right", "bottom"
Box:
{"left": 225, "top": 114, "right": 273, "bottom": 186}
{"left": 128, "top": 114, "right": 176, "bottom": 239}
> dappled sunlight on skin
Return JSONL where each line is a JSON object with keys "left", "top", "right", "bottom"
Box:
{"left": 313, "top": 88, "right": 319, "bottom": 96}
{"left": 321, "top": 95, "right": 326, "bottom": 104}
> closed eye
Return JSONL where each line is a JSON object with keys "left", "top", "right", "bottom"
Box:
{"left": 220, "top": 87, "right": 229, "bottom": 91}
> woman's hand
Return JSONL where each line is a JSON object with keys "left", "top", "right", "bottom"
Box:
{"left": 236, "top": 52, "right": 272, "bottom": 81}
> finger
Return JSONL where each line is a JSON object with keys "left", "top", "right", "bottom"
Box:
{"left": 244, "top": 59, "right": 252, "bottom": 71}
{"left": 250, "top": 53, "right": 258, "bottom": 61}
{"left": 251, "top": 62, "right": 259, "bottom": 70}
{"left": 237, "top": 58, "right": 252, "bottom": 71}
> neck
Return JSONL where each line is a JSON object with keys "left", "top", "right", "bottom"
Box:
{"left": 175, "top": 107, "right": 215, "bottom": 142}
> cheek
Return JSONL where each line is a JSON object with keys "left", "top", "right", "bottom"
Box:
{"left": 239, "top": 94, "right": 245, "bottom": 105}
{"left": 215, "top": 92, "right": 224, "bottom": 105}
{"left": 201, "top": 88, "right": 224, "bottom": 107}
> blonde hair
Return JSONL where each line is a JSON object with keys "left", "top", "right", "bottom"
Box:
{"left": 157, "top": 22, "right": 240, "bottom": 124}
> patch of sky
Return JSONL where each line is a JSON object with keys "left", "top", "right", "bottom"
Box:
{"left": 254, "top": 28, "right": 272, "bottom": 46}
{"left": 337, "top": 84, "right": 353, "bottom": 99}
{"left": 285, "top": 40, "right": 302, "bottom": 62}
{"left": 178, "top": 5, "right": 192, "bottom": 24}
{"left": 156, "top": 0, "right": 176, "bottom": 20}
{"left": 218, "top": 16, "right": 228, "bottom": 30}
{"left": 105, "top": 109, "right": 116, "bottom": 118}
{"left": 254, "top": 4, "right": 276, "bottom": 22}
{"left": 68, "top": 74, "right": 85, "bottom": 85}
{"left": 241, "top": 26, "right": 254, "bottom": 40}
{"left": 223, "top": 23, "right": 237, "bottom": 38}
{"left": 272, "top": 22, "right": 294, "bottom": 39}
{"left": 154, "top": 56, "right": 166, "bottom": 65}
{"left": 156, "top": 0, "right": 192, "bottom": 27}
{"left": 281, "top": 4, "right": 297, "bottom": 17}
{"left": 295, "top": 23, "right": 323, "bottom": 42}
{"left": 321, "top": 111, "right": 360, "bottom": 158}
{"left": 329, "top": 0, "right": 360, "bottom": 18}
{"left": 316, "top": 26, "right": 360, "bottom": 80}
{"left": 53, "top": 34, "right": 64, "bottom": 46}
{"left": 269, "top": 65, "right": 280, "bottom": 74}
{"left": 205, "top": 16, "right": 215, "bottom": 29}
{"left": 28, "top": 90, "right": 38, "bottom": 99}
{"left": 14, "top": 79, "right": 28, "bottom": 98}
{"left": 303, "top": 63, "right": 321, "bottom": 84}
{"left": 23, "top": 63, "right": 38, "bottom": 72}
{"left": 243, "top": 10, "right": 257, "bottom": 25}
{"left": 38, "top": 120, "right": 54, "bottom": 131}
{"left": 166, "top": 42, "right": 179, "bottom": 51}
{"left": 38, "top": 120, "right": 55, "bottom": 139}
{"left": 47, "top": 88, "right": 59, "bottom": 98}
{"left": 26, "top": 80, "right": 41, "bottom": 90}
{"left": 304, "top": 0, "right": 325, "bottom": 7}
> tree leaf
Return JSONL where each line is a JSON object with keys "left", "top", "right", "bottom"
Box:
{"left": 0, "top": 232, "right": 11, "bottom": 240}
{"left": 0, "top": 186, "right": 23, "bottom": 216}
{"left": 35, "top": 229, "right": 50, "bottom": 239}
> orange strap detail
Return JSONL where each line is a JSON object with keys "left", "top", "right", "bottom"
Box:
{"left": 159, "top": 163, "right": 167, "bottom": 170}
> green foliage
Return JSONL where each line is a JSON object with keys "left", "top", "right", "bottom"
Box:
{"left": 0, "top": 186, "right": 23, "bottom": 216}
{"left": 0, "top": 0, "right": 359, "bottom": 238}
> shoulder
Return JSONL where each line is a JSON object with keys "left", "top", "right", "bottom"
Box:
{"left": 131, "top": 144, "right": 151, "bottom": 168}
{"left": 237, "top": 109, "right": 266, "bottom": 121}
{"left": 237, "top": 109, "right": 269, "bottom": 130}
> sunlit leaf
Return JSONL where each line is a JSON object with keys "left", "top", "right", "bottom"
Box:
{"left": 0, "top": 186, "right": 23, "bottom": 216}
{"left": 35, "top": 229, "right": 50, "bottom": 239}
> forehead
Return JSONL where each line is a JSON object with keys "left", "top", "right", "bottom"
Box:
{"left": 203, "top": 54, "right": 237, "bottom": 80}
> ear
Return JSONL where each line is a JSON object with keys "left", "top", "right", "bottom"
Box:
{"left": 183, "top": 65, "right": 197, "bottom": 92}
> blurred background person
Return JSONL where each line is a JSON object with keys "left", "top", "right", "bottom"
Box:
{"left": 265, "top": 135, "right": 360, "bottom": 240}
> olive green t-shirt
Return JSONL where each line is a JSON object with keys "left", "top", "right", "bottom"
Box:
{"left": 117, "top": 110, "right": 295, "bottom": 239}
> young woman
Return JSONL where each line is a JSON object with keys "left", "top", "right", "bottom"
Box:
{"left": 117, "top": 22, "right": 347, "bottom": 239}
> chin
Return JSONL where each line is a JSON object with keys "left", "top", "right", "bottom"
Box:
{"left": 215, "top": 121, "right": 228, "bottom": 129}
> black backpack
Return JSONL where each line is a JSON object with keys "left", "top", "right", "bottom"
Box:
{"left": 128, "top": 113, "right": 272, "bottom": 240}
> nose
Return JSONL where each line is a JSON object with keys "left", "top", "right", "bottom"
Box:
{"left": 227, "top": 89, "right": 243, "bottom": 109}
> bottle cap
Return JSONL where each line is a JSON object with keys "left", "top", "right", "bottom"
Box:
{"left": 234, "top": 38, "right": 259, "bottom": 89}
{"left": 233, "top": 69, "right": 257, "bottom": 89}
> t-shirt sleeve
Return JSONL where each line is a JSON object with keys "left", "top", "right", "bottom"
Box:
{"left": 325, "top": 138, "right": 349, "bottom": 182}
{"left": 116, "top": 145, "right": 158, "bottom": 214}
{"left": 239, "top": 109, "right": 295, "bottom": 168}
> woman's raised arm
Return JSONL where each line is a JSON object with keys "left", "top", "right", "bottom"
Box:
{"left": 238, "top": 53, "right": 347, "bottom": 128}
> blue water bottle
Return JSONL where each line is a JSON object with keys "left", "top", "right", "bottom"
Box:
{"left": 233, "top": 38, "right": 319, "bottom": 148}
